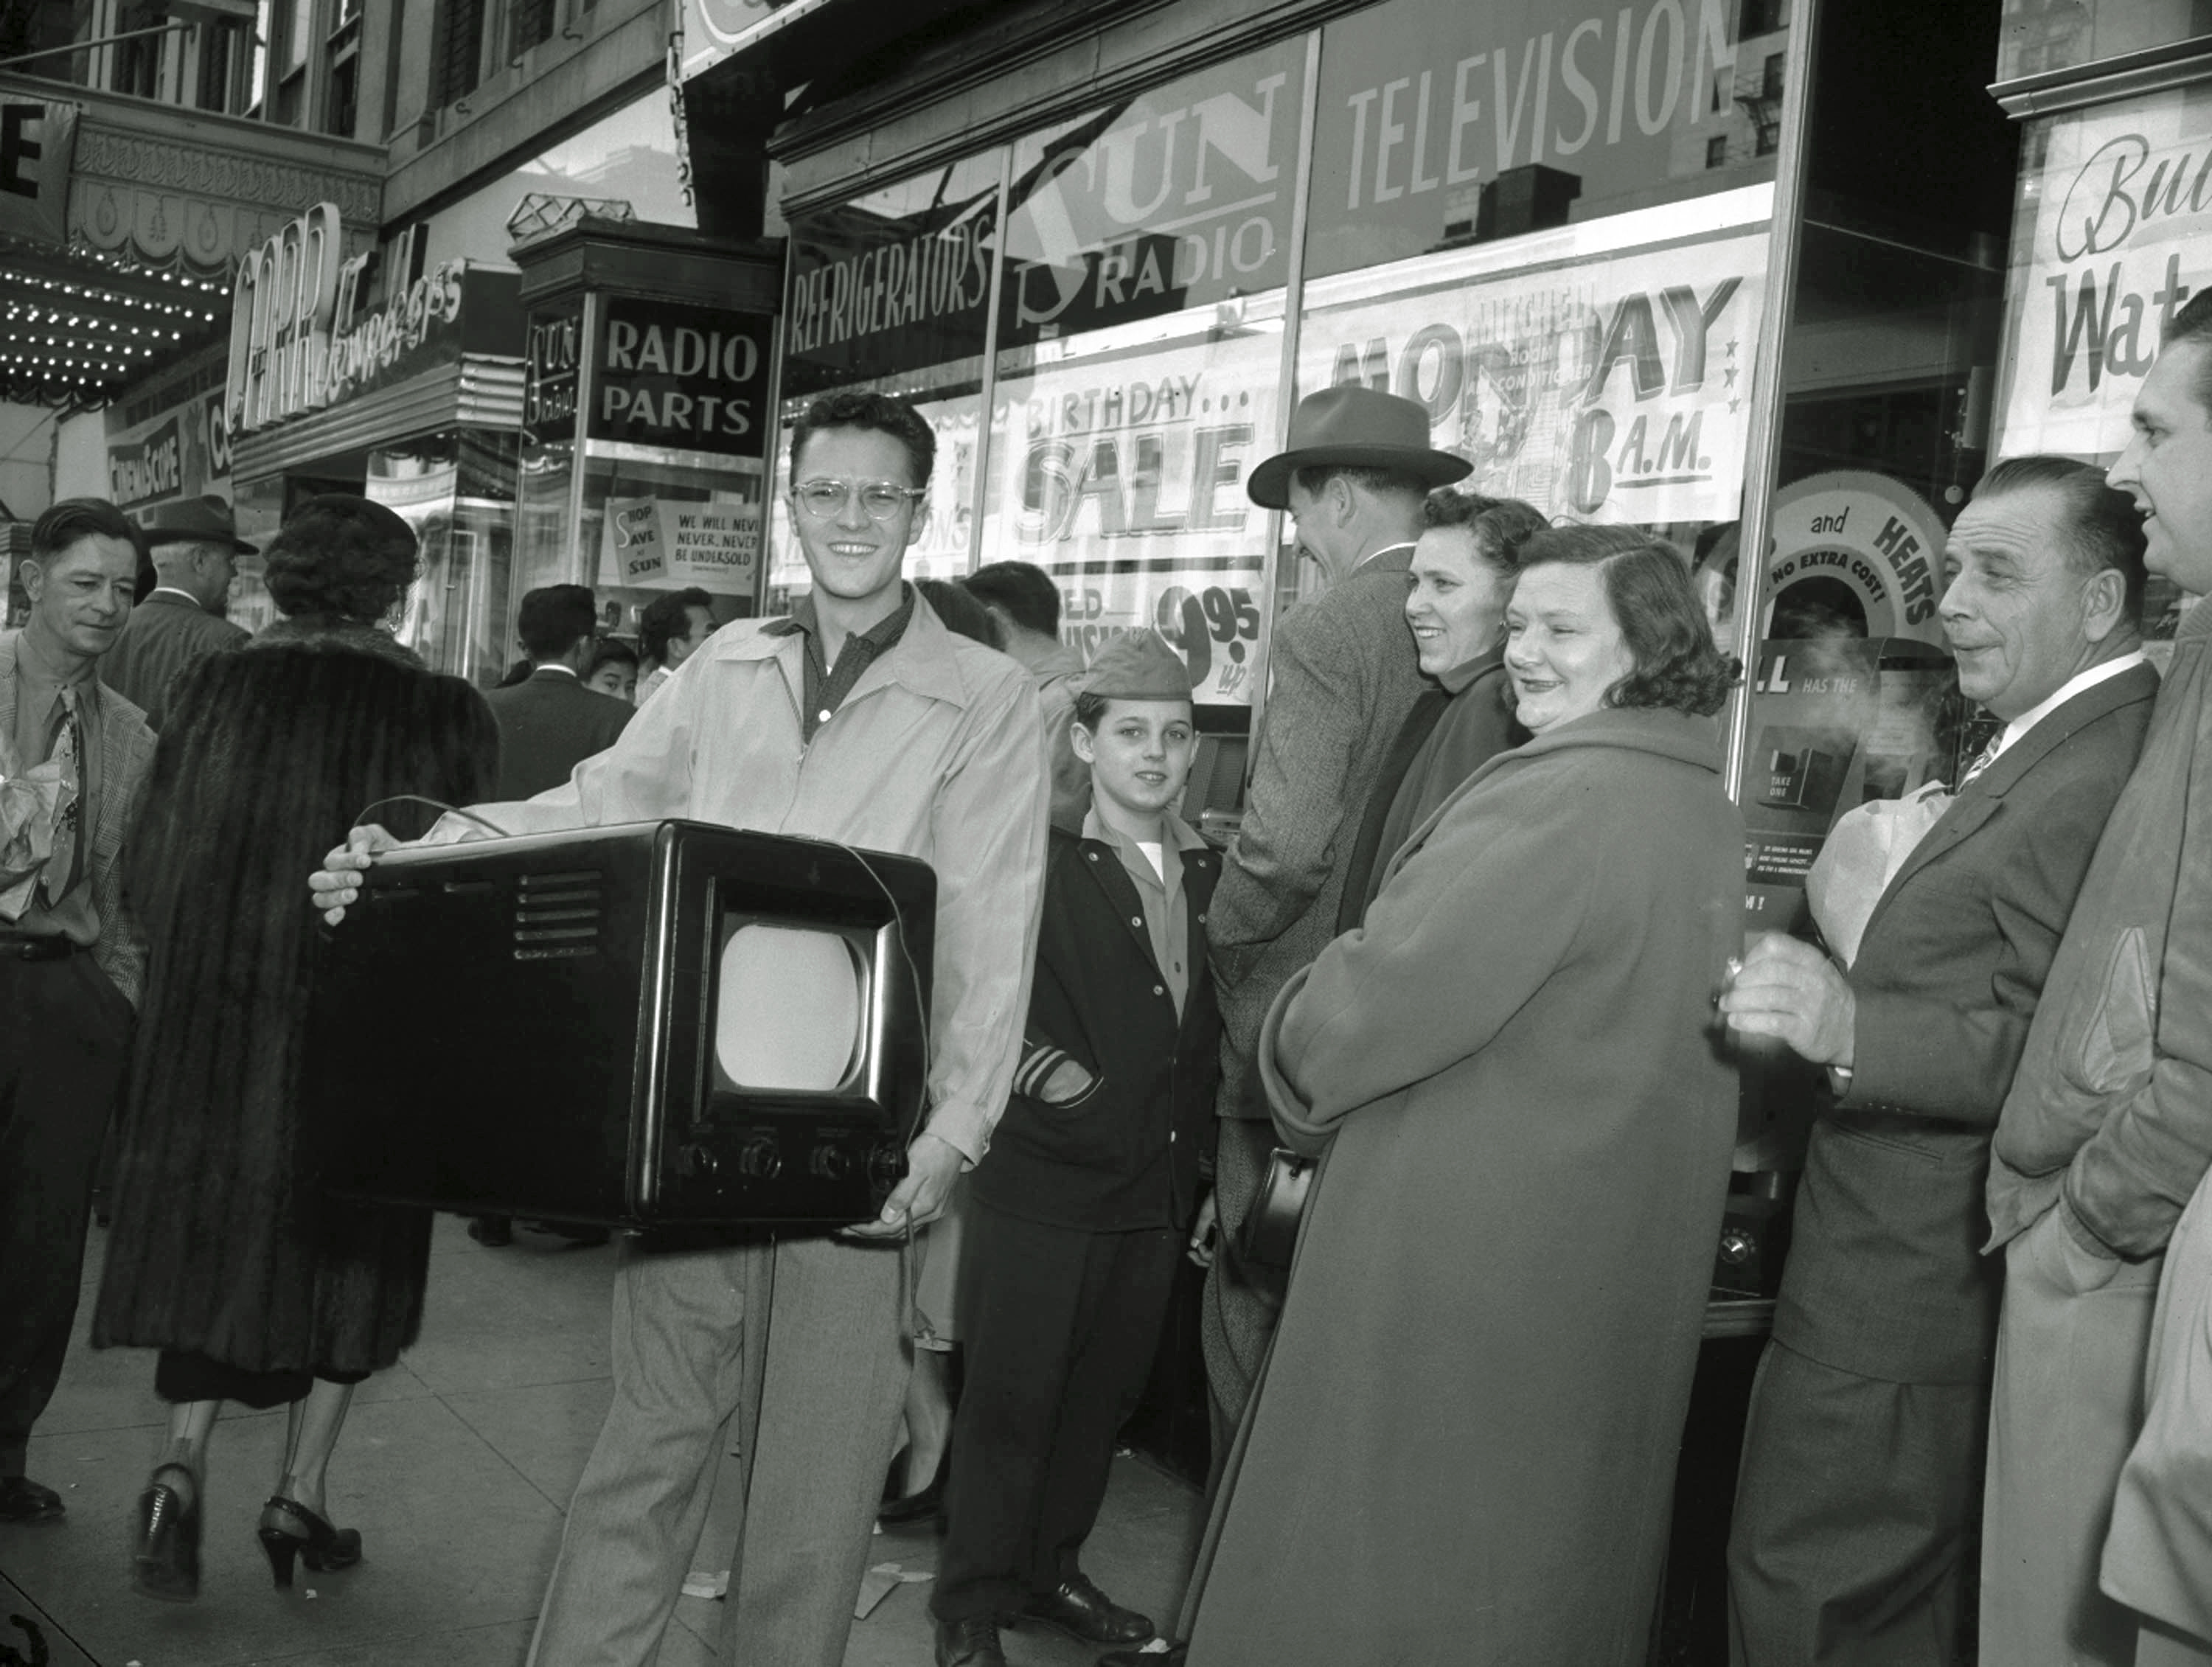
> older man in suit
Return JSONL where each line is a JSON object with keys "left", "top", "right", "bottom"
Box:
{"left": 1200, "top": 386, "right": 1469, "bottom": 1458}
{"left": 0, "top": 498, "right": 156, "bottom": 1525}
{"left": 1722, "top": 456, "right": 2159, "bottom": 1665}
{"left": 100, "top": 495, "right": 252, "bottom": 729}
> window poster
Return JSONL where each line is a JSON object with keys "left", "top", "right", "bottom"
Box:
{"left": 1994, "top": 86, "right": 2212, "bottom": 462}
{"left": 1296, "top": 186, "right": 1770, "bottom": 527}
{"left": 981, "top": 298, "right": 1287, "bottom": 705}
{"left": 998, "top": 37, "right": 1307, "bottom": 348}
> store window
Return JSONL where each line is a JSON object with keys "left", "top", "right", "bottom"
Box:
{"left": 776, "top": 150, "right": 1005, "bottom": 605}
{"left": 1989, "top": 79, "right": 2208, "bottom": 641}
{"left": 1292, "top": 0, "right": 1787, "bottom": 656}
{"left": 971, "top": 36, "right": 1310, "bottom": 706}
{"left": 371, "top": 430, "right": 520, "bottom": 683}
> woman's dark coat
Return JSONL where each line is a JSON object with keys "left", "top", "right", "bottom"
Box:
{"left": 93, "top": 635, "right": 497, "bottom": 1376}
{"left": 1182, "top": 708, "right": 1744, "bottom": 1667}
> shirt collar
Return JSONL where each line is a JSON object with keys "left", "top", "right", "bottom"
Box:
{"left": 765, "top": 582, "right": 915, "bottom": 650}
{"left": 145, "top": 587, "right": 205, "bottom": 609}
{"left": 1993, "top": 650, "right": 2147, "bottom": 761}
{"left": 532, "top": 662, "right": 580, "bottom": 679}
{"left": 1082, "top": 804, "right": 1206, "bottom": 862}
{"left": 738, "top": 586, "right": 970, "bottom": 709}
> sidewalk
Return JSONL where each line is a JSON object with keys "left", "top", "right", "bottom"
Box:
{"left": 0, "top": 1218, "right": 1205, "bottom": 1667}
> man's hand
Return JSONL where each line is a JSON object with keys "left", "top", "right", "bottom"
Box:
{"left": 1188, "top": 1190, "right": 1219, "bottom": 1269}
{"left": 844, "top": 1131, "right": 965, "bottom": 1238}
{"left": 309, "top": 824, "right": 401, "bottom": 925}
{"left": 1719, "top": 932, "right": 1857, "bottom": 1068}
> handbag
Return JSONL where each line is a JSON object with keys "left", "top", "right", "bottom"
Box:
{"left": 1236, "top": 1147, "right": 1317, "bottom": 1270}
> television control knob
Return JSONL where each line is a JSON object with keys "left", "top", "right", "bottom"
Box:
{"left": 866, "top": 1139, "right": 906, "bottom": 1194}
{"left": 1717, "top": 1228, "right": 1756, "bottom": 1266}
{"left": 809, "top": 1144, "right": 852, "bottom": 1181}
{"left": 738, "top": 1137, "right": 782, "bottom": 1181}
{"left": 677, "top": 1143, "right": 717, "bottom": 1181}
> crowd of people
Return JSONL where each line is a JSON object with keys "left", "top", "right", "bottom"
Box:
{"left": 1, "top": 291, "right": 2211, "bottom": 1667}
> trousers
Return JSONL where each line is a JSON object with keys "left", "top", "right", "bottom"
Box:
{"left": 527, "top": 1231, "right": 911, "bottom": 1667}
{"left": 1980, "top": 1205, "right": 2163, "bottom": 1667}
{"left": 0, "top": 952, "right": 132, "bottom": 1478}
{"left": 1728, "top": 1338, "right": 1986, "bottom": 1666}
{"left": 933, "top": 1203, "right": 1180, "bottom": 1621}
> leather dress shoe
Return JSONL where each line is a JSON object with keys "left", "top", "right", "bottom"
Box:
{"left": 1020, "top": 1572, "right": 1154, "bottom": 1645}
{"left": 1098, "top": 1647, "right": 1186, "bottom": 1667}
{"left": 0, "top": 1475, "right": 64, "bottom": 1525}
{"left": 934, "top": 1615, "right": 1007, "bottom": 1666}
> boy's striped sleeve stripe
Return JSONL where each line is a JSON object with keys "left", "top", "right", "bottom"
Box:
{"left": 1013, "top": 1045, "right": 1072, "bottom": 1099}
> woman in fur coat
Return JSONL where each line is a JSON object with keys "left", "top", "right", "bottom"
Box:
{"left": 93, "top": 495, "right": 498, "bottom": 1603}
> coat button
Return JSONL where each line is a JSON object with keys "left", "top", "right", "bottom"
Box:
{"left": 1197, "top": 913, "right": 1206, "bottom": 924}
{"left": 1153, "top": 984, "right": 1166, "bottom": 996}
{"left": 1132, "top": 916, "right": 1143, "bottom": 927}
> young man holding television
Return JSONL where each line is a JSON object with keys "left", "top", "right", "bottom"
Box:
{"left": 311, "top": 391, "right": 1048, "bottom": 1667}
{"left": 928, "top": 630, "right": 1220, "bottom": 1667}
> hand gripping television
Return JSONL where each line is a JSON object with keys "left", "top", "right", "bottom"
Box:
{"left": 309, "top": 821, "right": 936, "bottom": 1228}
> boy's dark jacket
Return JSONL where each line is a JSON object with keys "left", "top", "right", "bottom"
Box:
{"left": 972, "top": 823, "right": 1222, "bottom": 1233}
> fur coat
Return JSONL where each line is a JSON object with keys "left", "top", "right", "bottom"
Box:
{"left": 93, "top": 633, "right": 497, "bottom": 1375}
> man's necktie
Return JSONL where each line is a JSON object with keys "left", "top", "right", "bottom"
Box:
{"left": 1957, "top": 731, "right": 2003, "bottom": 791}
{"left": 40, "top": 686, "right": 81, "bottom": 903}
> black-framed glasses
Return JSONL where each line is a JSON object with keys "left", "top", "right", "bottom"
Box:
{"left": 792, "top": 478, "right": 926, "bottom": 521}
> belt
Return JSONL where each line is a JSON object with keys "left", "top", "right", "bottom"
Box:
{"left": 0, "top": 931, "right": 83, "bottom": 961}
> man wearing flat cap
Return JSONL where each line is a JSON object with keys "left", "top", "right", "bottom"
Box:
{"left": 931, "top": 629, "right": 1222, "bottom": 1667}
{"left": 1201, "top": 385, "right": 1470, "bottom": 1461}
{"left": 102, "top": 495, "right": 253, "bottom": 730}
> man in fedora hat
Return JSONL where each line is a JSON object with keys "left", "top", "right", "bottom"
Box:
{"left": 1198, "top": 384, "right": 1470, "bottom": 1466}
{"left": 104, "top": 495, "right": 254, "bottom": 729}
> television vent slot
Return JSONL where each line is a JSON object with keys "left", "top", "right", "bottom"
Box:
{"left": 513, "top": 869, "right": 602, "bottom": 958}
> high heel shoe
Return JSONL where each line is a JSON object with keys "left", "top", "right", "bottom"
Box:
{"left": 256, "top": 1494, "right": 363, "bottom": 1589}
{"left": 877, "top": 1447, "right": 949, "bottom": 1528}
{"left": 131, "top": 1465, "right": 201, "bottom": 1602}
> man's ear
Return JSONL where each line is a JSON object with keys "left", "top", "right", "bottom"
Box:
{"left": 17, "top": 558, "right": 42, "bottom": 603}
{"left": 1328, "top": 474, "right": 1358, "bottom": 527}
{"left": 1069, "top": 721, "right": 1096, "bottom": 765}
{"left": 2082, "top": 565, "right": 2130, "bottom": 644}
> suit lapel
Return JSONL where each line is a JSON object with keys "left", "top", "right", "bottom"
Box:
{"left": 1862, "top": 661, "right": 2158, "bottom": 934}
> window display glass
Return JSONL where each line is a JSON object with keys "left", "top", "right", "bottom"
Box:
{"left": 975, "top": 37, "right": 1307, "bottom": 703}
{"left": 368, "top": 428, "right": 518, "bottom": 685}
{"left": 774, "top": 150, "right": 1004, "bottom": 608}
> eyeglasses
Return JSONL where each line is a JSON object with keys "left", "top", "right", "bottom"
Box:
{"left": 792, "top": 478, "right": 927, "bottom": 521}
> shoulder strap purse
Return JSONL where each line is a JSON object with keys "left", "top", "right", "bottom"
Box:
{"left": 1237, "top": 1147, "right": 1317, "bottom": 1270}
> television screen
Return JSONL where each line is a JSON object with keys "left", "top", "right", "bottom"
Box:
{"left": 712, "top": 918, "right": 868, "bottom": 1095}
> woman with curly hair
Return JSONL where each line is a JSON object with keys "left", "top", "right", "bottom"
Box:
{"left": 92, "top": 495, "right": 498, "bottom": 1602}
{"left": 1172, "top": 525, "right": 1745, "bottom": 1667}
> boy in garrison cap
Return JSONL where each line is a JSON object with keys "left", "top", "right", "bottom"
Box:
{"left": 928, "top": 631, "right": 1224, "bottom": 1667}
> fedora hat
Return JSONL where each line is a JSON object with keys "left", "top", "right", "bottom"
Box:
{"left": 136, "top": 493, "right": 257, "bottom": 554}
{"left": 1246, "top": 385, "right": 1472, "bottom": 509}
